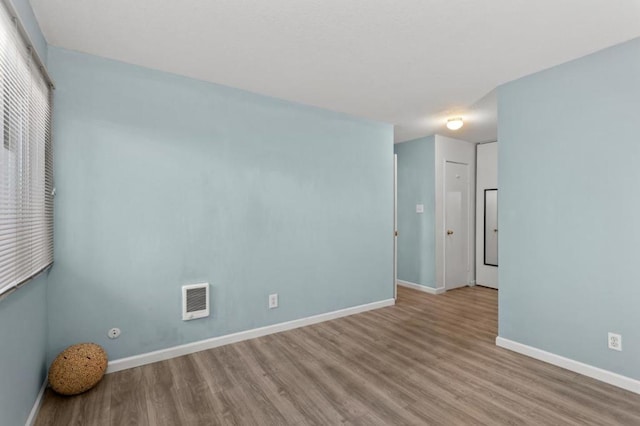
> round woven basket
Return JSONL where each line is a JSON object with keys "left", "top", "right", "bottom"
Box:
{"left": 48, "top": 343, "right": 108, "bottom": 396}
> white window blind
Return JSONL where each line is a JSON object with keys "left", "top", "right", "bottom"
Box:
{"left": 0, "top": 0, "right": 53, "bottom": 297}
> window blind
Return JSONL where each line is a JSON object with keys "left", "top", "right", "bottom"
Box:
{"left": 0, "top": 0, "right": 53, "bottom": 297}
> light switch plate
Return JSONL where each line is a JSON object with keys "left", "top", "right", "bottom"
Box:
{"left": 416, "top": 204, "right": 424, "bottom": 213}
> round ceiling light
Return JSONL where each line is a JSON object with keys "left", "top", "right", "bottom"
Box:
{"left": 446, "top": 117, "right": 464, "bottom": 131}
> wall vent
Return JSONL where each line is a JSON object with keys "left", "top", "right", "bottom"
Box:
{"left": 182, "top": 283, "right": 209, "bottom": 321}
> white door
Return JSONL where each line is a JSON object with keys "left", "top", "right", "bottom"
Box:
{"left": 393, "top": 154, "right": 398, "bottom": 300}
{"left": 445, "top": 161, "right": 470, "bottom": 290}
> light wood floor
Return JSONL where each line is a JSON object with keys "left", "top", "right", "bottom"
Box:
{"left": 36, "top": 286, "right": 640, "bottom": 425}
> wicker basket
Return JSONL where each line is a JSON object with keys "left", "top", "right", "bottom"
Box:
{"left": 48, "top": 343, "right": 108, "bottom": 395}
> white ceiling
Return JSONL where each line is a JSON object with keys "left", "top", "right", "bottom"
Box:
{"left": 30, "top": 0, "right": 640, "bottom": 143}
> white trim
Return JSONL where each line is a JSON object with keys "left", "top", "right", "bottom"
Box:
{"left": 25, "top": 380, "right": 47, "bottom": 426}
{"left": 496, "top": 337, "right": 640, "bottom": 395}
{"left": 107, "top": 298, "right": 395, "bottom": 374}
{"left": 396, "top": 280, "right": 445, "bottom": 295}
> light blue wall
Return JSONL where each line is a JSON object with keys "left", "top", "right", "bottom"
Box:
{"left": 46, "top": 47, "right": 394, "bottom": 361}
{"left": 0, "top": 2, "right": 49, "bottom": 425}
{"left": 0, "top": 274, "right": 48, "bottom": 426}
{"left": 498, "top": 37, "right": 640, "bottom": 379}
{"left": 394, "top": 136, "right": 436, "bottom": 288}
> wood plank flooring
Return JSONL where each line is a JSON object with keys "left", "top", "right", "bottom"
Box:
{"left": 36, "top": 286, "right": 640, "bottom": 425}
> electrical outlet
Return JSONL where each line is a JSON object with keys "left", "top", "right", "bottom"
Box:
{"left": 608, "top": 332, "right": 622, "bottom": 351}
{"left": 108, "top": 328, "right": 121, "bottom": 339}
{"left": 268, "top": 293, "right": 278, "bottom": 309}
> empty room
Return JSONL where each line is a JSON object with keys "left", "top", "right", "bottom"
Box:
{"left": 1, "top": 0, "right": 640, "bottom": 425}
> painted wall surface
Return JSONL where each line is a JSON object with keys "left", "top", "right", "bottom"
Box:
{"left": 0, "top": 2, "right": 49, "bottom": 425}
{"left": 434, "top": 135, "right": 476, "bottom": 289}
{"left": 499, "top": 37, "right": 640, "bottom": 379}
{"left": 475, "top": 142, "right": 498, "bottom": 288}
{"left": 394, "top": 136, "right": 436, "bottom": 288}
{"left": 0, "top": 274, "right": 48, "bottom": 426}
{"left": 46, "top": 47, "right": 394, "bottom": 361}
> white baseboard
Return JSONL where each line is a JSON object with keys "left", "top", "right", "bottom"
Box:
{"left": 107, "top": 298, "right": 395, "bottom": 374}
{"left": 496, "top": 337, "right": 640, "bottom": 395}
{"left": 397, "top": 280, "right": 445, "bottom": 295}
{"left": 25, "top": 380, "right": 47, "bottom": 426}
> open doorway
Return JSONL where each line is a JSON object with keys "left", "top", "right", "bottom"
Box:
{"left": 475, "top": 141, "right": 498, "bottom": 289}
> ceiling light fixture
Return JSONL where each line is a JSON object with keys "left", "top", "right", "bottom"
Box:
{"left": 446, "top": 117, "right": 464, "bottom": 131}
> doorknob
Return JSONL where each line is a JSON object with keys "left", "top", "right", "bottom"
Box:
{"left": 447, "top": 230, "right": 454, "bottom": 235}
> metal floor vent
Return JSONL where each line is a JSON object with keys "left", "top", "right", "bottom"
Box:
{"left": 182, "top": 283, "right": 209, "bottom": 321}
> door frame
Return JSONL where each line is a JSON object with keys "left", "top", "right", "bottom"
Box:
{"left": 393, "top": 154, "right": 398, "bottom": 300}
{"left": 475, "top": 141, "right": 499, "bottom": 289}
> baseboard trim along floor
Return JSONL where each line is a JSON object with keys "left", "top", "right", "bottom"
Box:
{"left": 396, "top": 280, "right": 445, "bottom": 295}
{"left": 496, "top": 336, "right": 640, "bottom": 395}
{"left": 25, "top": 379, "right": 47, "bottom": 426}
{"left": 106, "top": 298, "right": 395, "bottom": 374}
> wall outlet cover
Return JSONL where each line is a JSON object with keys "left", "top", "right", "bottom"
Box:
{"left": 269, "top": 293, "right": 278, "bottom": 309}
{"left": 608, "top": 332, "right": 622, "bottom": 351}
{"left": 416, "top": 204, "right": 424, "bottom": 213}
